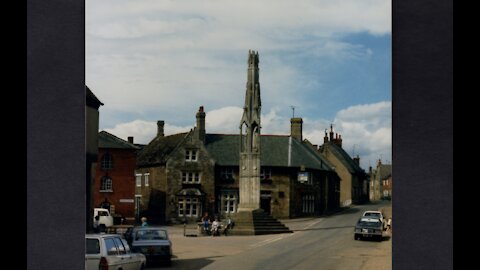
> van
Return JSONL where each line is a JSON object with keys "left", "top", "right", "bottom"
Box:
{"left": 94, "top": 208, "right": 114, "bottom": 231}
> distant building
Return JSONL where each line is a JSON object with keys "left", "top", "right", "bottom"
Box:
{"left": 94, "top": 131, "right": 140, "bottom": 224}
{"left": 381, "top": 173, "right": 392, "bottom": 199}
{"left": 317, "top": 125, "right": 369, "bottom": 206}
{"left": 86, "top": 86, "right": 103, "bottom": 232}
{"left": 369, "top": 159, "right": 392, "bottom": 201}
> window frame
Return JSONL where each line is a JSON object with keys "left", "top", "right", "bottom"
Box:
{"left": 185, "top": 149, "right": 198, "bottom": 162}
{"left": 100, "top": 176, "right": 113, "bottom": 192}
{"left": 135, "top": 173, "right": 142, "bottom": 187}
{"left": 101, "top": 153, "right": 113, "bottom": 170}
{"left": 144, "top": 173, "right": 150, "bottom": 187}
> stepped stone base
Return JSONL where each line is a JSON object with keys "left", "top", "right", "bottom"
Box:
{"left": 230, "top": 209, "right": 292, "bottom": 235}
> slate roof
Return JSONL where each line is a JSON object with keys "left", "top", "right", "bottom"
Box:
{"left": 205, "top": 134, "right": 333, "bottom": 171}
{"left": 320, "top": 142, "right": 365, "bottom": 175}
{"left": 98, "top": 131, "right": 140, "bottom": 150}
{"left": 137, "top": 132, "right": 189, "bottom": 167}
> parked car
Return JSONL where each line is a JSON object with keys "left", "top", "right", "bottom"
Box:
{"left": 362, "top": 210, "right": 386, "bottom": 230}
{"left": 354, "top": 217, "right": 383, "bottom": 241}
{"left": 85, "top": 233, "right": 146, "bottom": 270}
{"left": 93, "top": 208, "right": 114, "bottom": 231}
{"left": 130, "top": 226, "right": 173, "bottom": 266}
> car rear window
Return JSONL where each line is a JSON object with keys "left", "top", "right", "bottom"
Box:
{"left": 135, "top": 229, "right": 168, "bottom": 240}
{"left": 357, "top": 220, "right": 382, "bottom": 228}
{"left": 86, "top": 239, "right": 100, "bottom": 254}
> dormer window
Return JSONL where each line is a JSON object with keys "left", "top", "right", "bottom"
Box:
{"left": 185, "top": 150, "right": 198, "bottom": 162}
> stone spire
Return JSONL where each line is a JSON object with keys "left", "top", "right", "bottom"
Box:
{"left": 238, "top": 50, "right": 262, "bottom": 211}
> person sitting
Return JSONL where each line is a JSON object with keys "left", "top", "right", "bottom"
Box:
{"left": 211, "top": 218, "right": 221, "bottom": 236}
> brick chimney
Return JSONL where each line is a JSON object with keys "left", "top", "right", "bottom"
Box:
{"left": 157, "top": 120, "right": 165, "bottom": 137}
{"left": 324, "top": 129, "right": 329, "bottom": 143}
{"left": 127, "top": 136, "right": 134, "bottom": 144}
{"left": 290, "top": 117, "right": 303, "bottom": 141}
{"left": 195, "top": 106, "right": 206, "bottom": 143}
{"left": 329, "top": 124, "right": 334, "bottom": 141}
{"left": 377, "top": 159, "right": 382, "bottom": 167}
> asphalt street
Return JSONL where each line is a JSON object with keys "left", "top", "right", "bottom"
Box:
{"left": 149, "top": 201, "right": 392, "bottom": 270}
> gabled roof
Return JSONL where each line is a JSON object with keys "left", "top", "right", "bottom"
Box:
{"left": 320, "top": 142, "right": 365, "bottom": 175}
{"left": 137, "top": 132, "right": 189, "bottom": 167}
{"left": 205, "top": 134, "right": 333, "bottom": 171}
{"left": 98, "top": 131, "right": 140, "bottom": 150}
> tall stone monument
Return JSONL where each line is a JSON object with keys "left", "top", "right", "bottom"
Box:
{"left": 232, "top": 50, "right": 291, "bottom": 235}
{"left": 238, "top": 50, "right": 262, "bottom": 212}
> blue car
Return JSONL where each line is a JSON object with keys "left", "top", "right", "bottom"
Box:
{"left": 129, "top": 226, "right": 172, "bottom": 266}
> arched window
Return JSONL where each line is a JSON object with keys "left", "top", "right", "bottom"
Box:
{"left": 100, "top": 176, "right": 113, "bottom": 192}
{"left": 101, "top": 153, "right": 113, "bottom": 170}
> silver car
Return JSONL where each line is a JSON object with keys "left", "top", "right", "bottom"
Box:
{"left": 85, "top": 233, "right": 146, "bottom": 270}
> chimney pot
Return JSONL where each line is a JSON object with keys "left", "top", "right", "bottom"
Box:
{"left": 157, "top": 120, "right": 165, "bottom": 137}
{"left": 127, "top": 136, "right": 134, "bottom": 144}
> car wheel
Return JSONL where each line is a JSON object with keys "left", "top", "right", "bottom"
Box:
{"left": 99, "top": 224, "right": 106, "bottom": 233}
{"left": 354, "top": 234, "right": 359, "bottom": 240}
{"left": 140, "top": 263, "right": 145, "bottom": 270}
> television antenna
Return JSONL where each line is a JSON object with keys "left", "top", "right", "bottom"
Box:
{"left": 290, "top": 105, "right": 296, "bottom": 118}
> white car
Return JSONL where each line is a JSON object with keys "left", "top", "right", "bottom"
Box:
{"left": 362, "top": 210, "right": 386, "bottom": 229}
{"left": 85, "top": 234, "right": 146, "bottom": 270}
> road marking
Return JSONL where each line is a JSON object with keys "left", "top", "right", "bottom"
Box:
{"left": 302, "top": 218, "right": 324, "bottom": 230}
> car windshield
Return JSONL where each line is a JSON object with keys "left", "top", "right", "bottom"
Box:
{"left": 357, "top": 220, "right": 382, "bottom": 228}
{"left": 135, "top": 229, "right": 167, "bottom": 240}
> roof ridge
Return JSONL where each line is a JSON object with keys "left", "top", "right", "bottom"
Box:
{"left": 99, "top": 130, "right": 140, "bottom": 149}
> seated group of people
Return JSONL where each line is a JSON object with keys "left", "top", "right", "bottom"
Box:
{"left": 202, "top": 216, "right": 233, "bottom": 236}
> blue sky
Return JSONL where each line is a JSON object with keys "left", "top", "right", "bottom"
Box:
{"left": 86, "top": 0, "right": 391, "bottom": 169}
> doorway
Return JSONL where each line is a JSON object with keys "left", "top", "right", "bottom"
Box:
{"left": 260, "top": 190, "right": 272, "bottom": 214}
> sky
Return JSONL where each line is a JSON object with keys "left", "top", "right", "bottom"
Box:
{"left": 86, "top": 0, "right": 392, "bottom": 170}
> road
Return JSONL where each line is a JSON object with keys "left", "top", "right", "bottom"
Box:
{"left": 149, "top": 201, "right": 391, "bottom": 270}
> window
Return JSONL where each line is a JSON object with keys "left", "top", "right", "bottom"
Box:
{"left": 113, "top": 237, "right": 126, "bottom": 255}
{"left": 144, "top": 173, "right": 149, "bottom": 186}
{"left": 100, "top": 176, "right": 113, "bottom": 192}
{"left": 135, "top": 174, "right": 142, "bottom": 187}
{"left": 104, "top": 238, "right": 118, "bottom": 255}
{"left": 220, "top": 168, "right": 234, "bottom": 179}
{"left": 221, "top": 193, "right": 237, "bottom": 214}
{"left": 182, "top": 172, "right": 201, "bottom": 183}
{"left": 101, "top": 153, "right": 113, "bottom": 170}
{"left": 178, "top": 197, "right": 200, "bottom": 217}
{"left": 86, "top": 239, "right": 100, "bottom": 254}
{"left": 260, "top": 168, "right": 272, "bottom": 180}
{"left": 302, "top": 195, "right": 315, "bottom": 214}
{"left": 185, "top": 150, "right": 198, "bottom": 161}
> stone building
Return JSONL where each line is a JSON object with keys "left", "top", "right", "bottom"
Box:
{"left": 317, "top": 125, "right": 369, "bottom": 206}
{"left": 94, "top": 131, "right": 140, "bottom": 223}
{"left": 370, "top": 159, "right": 392, "bottom": 201}
{"left": 136, "top": 107, "right": 340, "bottom": 224}
{"left": 382, "top": 174, "right": 392, "bottom": 199}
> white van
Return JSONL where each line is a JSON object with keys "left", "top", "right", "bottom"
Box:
{"left": 94, "top": 208, "right": 114, "bottom": 230}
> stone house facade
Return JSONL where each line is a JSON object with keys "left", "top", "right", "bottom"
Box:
{"left": 369, "top": 160, "right": 392, "bottom": 201}
{"left": 317, "top": 125, "right": 369, "bottom": 206}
